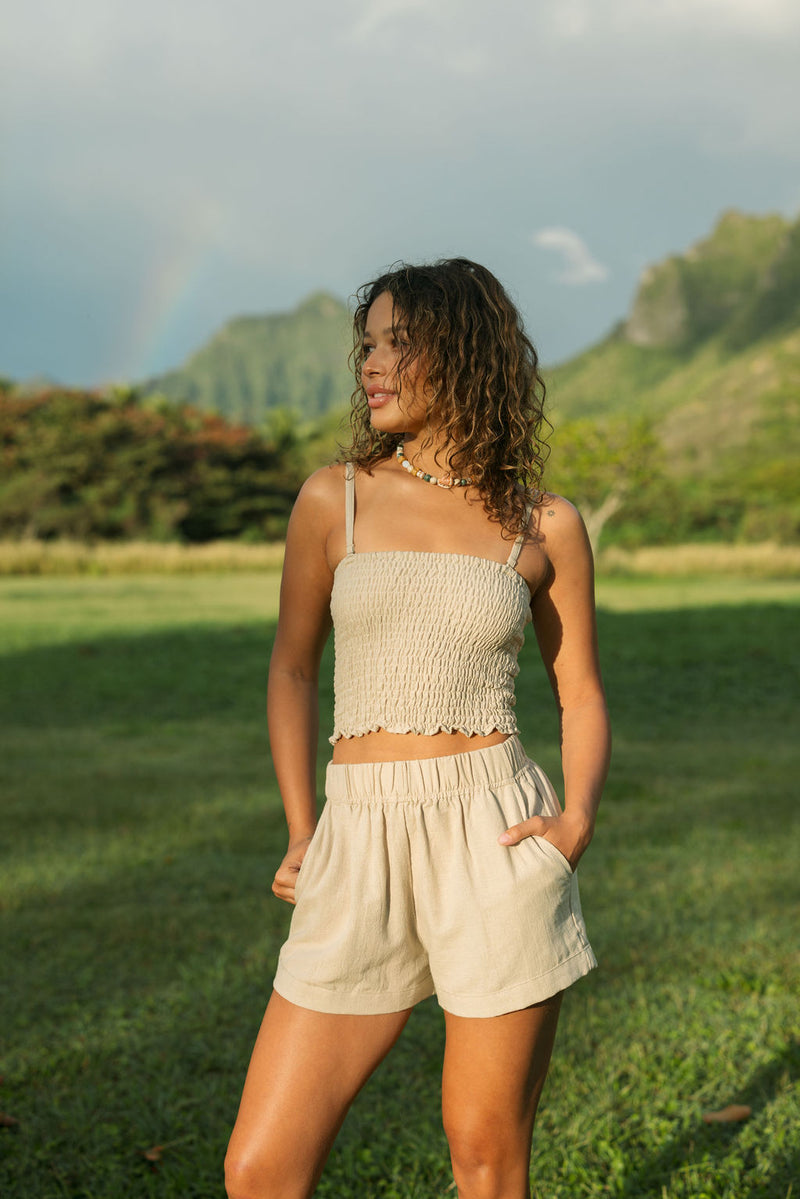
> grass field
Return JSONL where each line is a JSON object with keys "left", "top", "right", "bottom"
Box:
{"left": 1, "top": 572, "right": 798, "bottom": 1198}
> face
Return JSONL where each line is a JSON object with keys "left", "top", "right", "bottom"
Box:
{"left": 360, "top": 291, "right": 429, "bottom": 434}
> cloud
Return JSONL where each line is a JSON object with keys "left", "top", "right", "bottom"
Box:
{"left": 545, "top": 0, "right": 800, "bottom": 38}
{"left": 3, "top": 0, "right": 799, "bottom": 382}
{"left": 532, "top": 228, "right": 610, "bottom": 286}
{"left": 347, "top": 0, "right": 436, "bottom": 42}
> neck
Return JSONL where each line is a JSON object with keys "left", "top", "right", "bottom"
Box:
{"left": 399, "top": 432, "right": 460, "bottom": 478}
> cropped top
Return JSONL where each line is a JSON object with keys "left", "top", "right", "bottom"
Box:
{"left": 329, "top": 463, "right": 534, "bottom": 744}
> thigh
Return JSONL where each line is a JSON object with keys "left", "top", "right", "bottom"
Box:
{"left": 441, "top": 993, "right": 563, "bottom": 1144}
{"left": 226, "top": 992, "right": 412, "bottom": 1198}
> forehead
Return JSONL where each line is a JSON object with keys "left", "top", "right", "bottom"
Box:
{"left": 364, "top": 291, "right": 406, "bottom": 334}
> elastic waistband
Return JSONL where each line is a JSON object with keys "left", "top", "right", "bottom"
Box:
{"left": 325, "top": 735, "right": 531, "bottom": 803}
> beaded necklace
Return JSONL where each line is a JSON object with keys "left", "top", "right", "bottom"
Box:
{"left": 396, "top": 440, "right": 473, "bottom": 489}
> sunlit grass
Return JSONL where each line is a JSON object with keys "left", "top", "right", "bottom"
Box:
{"left": 1, "top": 573, "right": 798, "bottom": 1197}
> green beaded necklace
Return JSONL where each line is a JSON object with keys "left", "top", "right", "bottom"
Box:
{"left": 396, "top": 440, "right": 473, "bottom": 490}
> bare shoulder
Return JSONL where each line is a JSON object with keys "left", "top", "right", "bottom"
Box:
{"left": 284, "top": 463, "right": 348, "bottom": 567}
{"left": 533, "top": 492, "right": 591, "bottom": 563}
{"left": 294, "top": 462, "right": 347, "bottom": 514}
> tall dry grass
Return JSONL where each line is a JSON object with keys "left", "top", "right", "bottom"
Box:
{"left": 0, "top": 539, "right": 285, "bottom": 576}
{"left": 1, "top": 538, "right": 799, "bottom": 578}
{"left": 597, "top": 541, "right": 800, "bottom": 578}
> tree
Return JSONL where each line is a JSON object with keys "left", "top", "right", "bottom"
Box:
{"left": 0, "top": 388, "right": 306, "bottom": 542}
{"left": 546, "top": 416, "right": 663, "bottom": 550}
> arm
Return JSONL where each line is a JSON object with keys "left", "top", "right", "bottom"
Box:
{"left": 268, "top": 467, "right": 340, "bottom": 903}
{"left": 499, "top": 498, "right": 611, "bottom": 869}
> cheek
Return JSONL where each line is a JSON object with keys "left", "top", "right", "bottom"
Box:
{"left": 401, "top": 369, "right": 430, "bottom": 410}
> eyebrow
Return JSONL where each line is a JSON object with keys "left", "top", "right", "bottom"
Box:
{"left": 363, "top": 324, "right": 408, "bottom": 339}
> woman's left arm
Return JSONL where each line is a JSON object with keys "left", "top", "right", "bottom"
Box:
{"left": 498, "top": 498, "right": 611, "bottom": 870}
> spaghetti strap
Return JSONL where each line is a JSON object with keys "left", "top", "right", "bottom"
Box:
{"left": 345, "top": 462, "right": 355, "bottom": 556}
{"left": 506, "top": 501, "right": 534, "bottom": 569}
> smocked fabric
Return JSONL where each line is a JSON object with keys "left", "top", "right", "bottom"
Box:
{"left": 329, "top": 464, "right": 534, "bottom": 744}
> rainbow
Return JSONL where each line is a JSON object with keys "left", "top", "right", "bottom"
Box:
{"left": 124, "top": 205, "right": 226, "bottom": 381}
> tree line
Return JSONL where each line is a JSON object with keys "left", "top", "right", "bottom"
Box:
{"left": 1, "top": 386, "right": 794, "bottom": 547}
{"left": 0, "top": 388, "right": 306, "bottom": 543}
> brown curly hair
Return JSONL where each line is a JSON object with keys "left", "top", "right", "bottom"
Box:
{"left": 342, "top": 257, "right": 550, "bottom": 534}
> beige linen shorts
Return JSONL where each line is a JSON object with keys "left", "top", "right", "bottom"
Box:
{"left": 273, "top": 736, "right": 596, "bottom": 1018}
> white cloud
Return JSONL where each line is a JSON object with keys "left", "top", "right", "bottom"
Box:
{"left": 532, "top": 228, "right": 610, "bottom": 286}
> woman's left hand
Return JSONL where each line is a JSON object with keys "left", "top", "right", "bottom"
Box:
{"left": 498, "top": 811, "right": 593, "bottom": 872}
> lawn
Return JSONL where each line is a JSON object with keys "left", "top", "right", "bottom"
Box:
{"left": 1, "top": 572, "right": 798, "bottom": 1198}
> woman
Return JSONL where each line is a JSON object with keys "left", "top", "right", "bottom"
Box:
{"left": 226, "top": 259, "right": 610, "bottom": 1199}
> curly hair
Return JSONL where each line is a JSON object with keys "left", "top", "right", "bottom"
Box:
{"left": 342, "top": 258, "right": 550, "bottom": 535}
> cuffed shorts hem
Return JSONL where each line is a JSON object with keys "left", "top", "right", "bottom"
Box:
{"left": 436, "top": 945, "right": 598, "bottom": 1018}
{"left": 273, "top": 965, "right": 435, "bottom": 1016}
{"left": 275, "top": 946, "right": 597, "bottom": 1018}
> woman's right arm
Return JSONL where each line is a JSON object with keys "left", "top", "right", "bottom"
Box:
{"left": 268, "top": 467, "right": 340, "bottom": 904}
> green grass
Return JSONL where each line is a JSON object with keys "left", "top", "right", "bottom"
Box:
{"left": 1, "top": 573, "right": 799, "bottom": 1198}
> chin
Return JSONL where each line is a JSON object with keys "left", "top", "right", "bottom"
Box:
{"left": 368, "top": 411, "right": 405, "bottom": 435}
{"left": 370, "top": 409, "right": 423, "bottom": 438}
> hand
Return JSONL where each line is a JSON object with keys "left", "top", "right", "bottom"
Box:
{"left": 272, "top": 834, "right": 314, "bottom": 905}
{"left": 497, "top": 811, "right": 593, "bottom": 872}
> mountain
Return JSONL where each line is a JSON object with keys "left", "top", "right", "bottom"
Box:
{"left": 142, "top": 291, "right": 354, "bottom": 425}
{"left": 140, "top": 209, "right": 799, "bottom": 540}
{"left": 547, "top": 209, "right": 800, "bottom": 478}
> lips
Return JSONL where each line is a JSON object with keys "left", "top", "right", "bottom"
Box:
{"left": 366, "top": 388, "right": 395, "bottom": 409}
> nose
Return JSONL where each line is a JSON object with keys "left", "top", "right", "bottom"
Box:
{"left": 362, "top": 347, "right": 385, "bottom": 377}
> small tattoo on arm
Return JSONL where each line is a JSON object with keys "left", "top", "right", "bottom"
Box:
{"left": 547, "top": 509, "right": 556, "bottom": 517}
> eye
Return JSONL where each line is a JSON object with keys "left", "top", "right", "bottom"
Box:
{"left": 361, "top": 342, "right": 375, "bottom": 357}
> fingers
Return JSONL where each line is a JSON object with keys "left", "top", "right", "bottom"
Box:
{"left": 272, "top": 875, "right": 297, "bottom": 905}
{"left": 272, "top": 834, "right": 315, "bottom": 905}
{"left": 497, "top": 815, "right": 550, "bottom": 846}
{"left": 272, "top": 859, "right": 302, "bottom": 905}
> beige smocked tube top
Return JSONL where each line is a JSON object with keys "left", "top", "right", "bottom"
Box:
{"left": 328, "top": 464, "right": 534, "bottom": 745}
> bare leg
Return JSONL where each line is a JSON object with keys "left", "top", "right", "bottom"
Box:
{"left": 441, "top": 993, "right": 563, "bottom": 1199}
{"left": 225, "top": 991, "right": 412, "bottom": 1199}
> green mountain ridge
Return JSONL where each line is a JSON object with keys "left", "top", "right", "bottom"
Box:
{"left": 143, "top": 290, "right": 354, "bottom": 425}
{"left": 139, "top": 208, "right": 799, "bottom": 541}
{"left": 142, "top": 208, "right": 800, "bottom": 437}
{"left": 549, "top": 209, "right": 800, "bottom": 447}
{"left": 545, "top": 209, "right": 800, "bottom": 543}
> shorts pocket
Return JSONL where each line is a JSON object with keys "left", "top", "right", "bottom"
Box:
{"left": 293, "top": 820, "right": 325, "bottom": 904}
{"left": 532, "top": 834, "right": 574, "bottom": 876}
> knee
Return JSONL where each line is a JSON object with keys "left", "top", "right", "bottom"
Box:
{"left": 224, "top": 1150, "right": 283, "bottom": 1199}
{"left": 444, "top": 1115, "right": 530, "bottom": 1198}
{"left": 224, "top": 1151, "right": 261, "bottom": 1199}
{"left": 224, "top": 1147, "right": 310, "bottom": 1199}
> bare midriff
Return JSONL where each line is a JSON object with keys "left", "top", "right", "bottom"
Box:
{"left": 331, "top": 727, "right": 510, "bottom": 764}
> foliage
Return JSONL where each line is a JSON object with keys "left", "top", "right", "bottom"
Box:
{"left": 623, "top": 210, "right": 791, "bottom": 351}
{"left": 548, "top": 209, "right": 800, "bottom": 545}
{"left": 546, "top": 416, "right": 662, "bottom": 548}
{"left": 0, "top": 574, "right": 798, "bottom": 1197}
{"left": 0, "top": 387, "right": 306, "bottom": 543}
{"left": 4, "top": 208, "right": 799, "bottom": 549}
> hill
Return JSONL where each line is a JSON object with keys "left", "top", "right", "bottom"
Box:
{"left": 136, "top": 209, "right": 799, "bottom": 543}
{"left": 143, "top": 291, "right": 354, "bottom": 425}
{"left": 545, "top": 209, "right": 800, "bottom": 542}
{"left": 549, "top": 208, "right": 800, "bottom": 423}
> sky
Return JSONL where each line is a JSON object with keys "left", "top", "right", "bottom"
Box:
{"left": 3, "top": 0, "right": 800, "bottom": 386}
